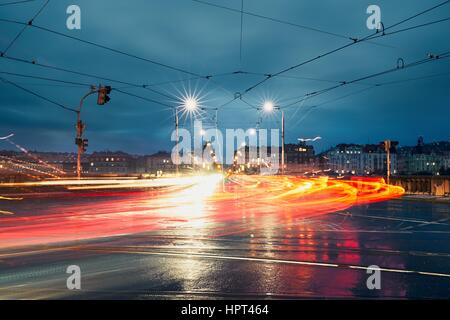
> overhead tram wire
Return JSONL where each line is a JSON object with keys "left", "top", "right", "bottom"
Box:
{"left": 0, "top": 77, "right": 78, "bottom": 113}
{"left": 283, "top": 52, "right": 450, "bottom": 107}
{"left": 0, "top": 54, "right": 192, "bottom": 101}
{"left": 1, "top": 0, "right": 50, "bottom": 55}
{"left": 241, "top": 0, "right": 450, "bottom": 95}
{"left": 0, "top": 69, "right": 186, "bottom": 109}
{"left": 191, "top": 0, "right": 354, "bottom": 41}
{"left": 112, "top": 88, "right": 174, "bottom": 109}
{"left": 0, "top": 0, "right": 37, "bottom": 7}
{"left": 0, "top": 54, "right": 178, "bottom": 101}
{"left": 0, "top": 70, "right": 92, "bottom": 87}
{"left": 0, "top": 13, "right": 450, "bottom": 102}
{"left": 0, "top": 52, "right": 257, "bottom": 104}
{"left": 286, "top": 67, "right": 450, "bottom": 125}
{"left": 244, "top": 71, "right": 376, "bottom": 86}
{"left": 281, "top": 50, "right": 450, "bottom": 109}
{"left": 367, "top": 16, "right": 450, "bottom": 39}
{"left": 381, "top": 0, "right": 450, "bottom": 31}
{"left": 211, "top": 5, "right": 450, "bottom": 109}
{"left": 0, "top": 18, "right": 202, "bottom": 77}
{"left": 373, "top": 70, "right": 450, "bottom": 86}
{"left": 2, "top": 2, "right": 447, "bottom": 113}
{"left": 299, "top": 69, "right": 450, "bottom": 112}
{"left": 0, "top": 51, "right": 265, "bottom": 110}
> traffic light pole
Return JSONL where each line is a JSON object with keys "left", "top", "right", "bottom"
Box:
{"left": 76, "top": 87, "right": 98, "bottom": 179}
{"left": 76, "top": 111, "right": 83, "bottom": 179}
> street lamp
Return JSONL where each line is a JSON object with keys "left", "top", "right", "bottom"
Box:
{"left": 184, "top": 96, "right": 198, "bottom": 112}
{"left": 262, "top": 100, "right": 285, "bottom": 175}
{"left": 263, "top": 100, "right": 274, "bottom": 113}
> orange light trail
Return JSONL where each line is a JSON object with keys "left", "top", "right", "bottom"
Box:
{"left": 0, "top": 155, "right": 60, "bottom": 179}
{"left": 0, "top": 175, "right": 404, "bottom": 249}
{"left": 4, "top": 138, "right": 66, "bottom": 176}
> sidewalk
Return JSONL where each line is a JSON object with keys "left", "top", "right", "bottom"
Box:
{"left": 401, "top": 194, "right": 450, "bottom": 203}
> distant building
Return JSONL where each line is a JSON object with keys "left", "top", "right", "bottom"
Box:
{"left": 326, "top": 143, "right": 397, "bottom": 176}
{"left": 135, "top": 151, "right": 174, "bottom": 174}
{"left": 285, "top": 141, "right": 315, "bottom": 164}
{"left": 398, "top": 137, "right": 450, "bottom": 175}
{"left": 284, "top": 141, "right": 316, "bottom": 174}
{"left": 233, "top": 142, "right": 316, "bottom": 174}
{"left": 87, "top": 151, "right": 133, "bottom": 175}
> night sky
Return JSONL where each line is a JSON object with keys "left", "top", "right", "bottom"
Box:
{"left": 0, "top": 0, "right": 449, "bottom": 154}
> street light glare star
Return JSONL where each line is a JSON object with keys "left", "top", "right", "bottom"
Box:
{"left": 184, "top": 97, "right": 198, "bottom": 111}
{"left": 263, "top": 101, "right": 274, "bottom": 113}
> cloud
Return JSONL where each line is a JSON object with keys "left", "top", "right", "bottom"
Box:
{"left": 0, "top": 0, "right": 449, "bottom": 154}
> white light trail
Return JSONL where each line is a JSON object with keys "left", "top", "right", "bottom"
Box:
{"left": 0, "top": 134, "right": 14, "bottom": 140}
{"left": 298, "top": 136, "right": 322, "bottom": 142}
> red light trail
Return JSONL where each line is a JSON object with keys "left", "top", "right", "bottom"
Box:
{"left": 0, "top": 175, "right": 404, "bottom": 249}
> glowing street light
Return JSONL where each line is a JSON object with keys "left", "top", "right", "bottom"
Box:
{"left": 263, "top": 100, "right": 274, "bottom": 113}
{"left": 184, "top": 96, "right": 198, "bottom": 111}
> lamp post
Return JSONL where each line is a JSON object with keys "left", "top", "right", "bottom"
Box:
{"left": 175, "top": 108, "right": 179, "bottom": 175}
{"left": 174, "top": 96, "right": 200, "bottom": 175}
{"left": 262, "top": 101, "right": 285, "bottom": 175}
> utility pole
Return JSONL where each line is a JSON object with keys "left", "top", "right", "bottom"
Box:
{"left": 380, "top": 140, "right": 398, "bottom": 185}
{"left": 385, "top": 140, "right": 391, "bottom": 184}
{"left": 75, "top": 112, "right": 85, "bottom": 179}
{"left": 175, "top": 109, "right": 179, "bottom": 175}
{"left": 281, "top": 110, "right": 285, "bottom": 175}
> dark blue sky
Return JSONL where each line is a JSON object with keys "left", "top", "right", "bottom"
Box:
{"left": 1, "top": 0, "right": 449, "bottom": 154}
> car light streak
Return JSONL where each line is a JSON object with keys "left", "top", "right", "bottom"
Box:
{"left": 0, "top": 175, "right": 404, "bottom": 249}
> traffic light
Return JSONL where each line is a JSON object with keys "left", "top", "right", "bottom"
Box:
{"left": 75, "top": 137, "right": 82, "bottom": 146}
{"left": 97, "top": 86, "right": 112, "bottom": 105}
{"left": 82, "top": 139, "right": 88, "bottom": 153}
{"left": 75, "top": 137, "right": 88, "bottom": 153}
{"left": 379, "top": 140, "right": 399, "bottom": 152}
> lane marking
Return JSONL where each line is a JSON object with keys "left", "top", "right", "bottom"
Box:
{"left": 79, "top": 247, "right": 450, "bottom": 278}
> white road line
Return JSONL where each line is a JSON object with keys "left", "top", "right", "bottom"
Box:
{"left": 81, "top": 247, "right": 450, "bottom": 278}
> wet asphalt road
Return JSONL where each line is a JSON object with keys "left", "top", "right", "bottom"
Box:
{"left": 1, "top": 196, "right": 450, "bottom": 299}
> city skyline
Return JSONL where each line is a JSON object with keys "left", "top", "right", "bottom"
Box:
{"left": 0, "top": 134, "right": 447, "bottom": 155}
